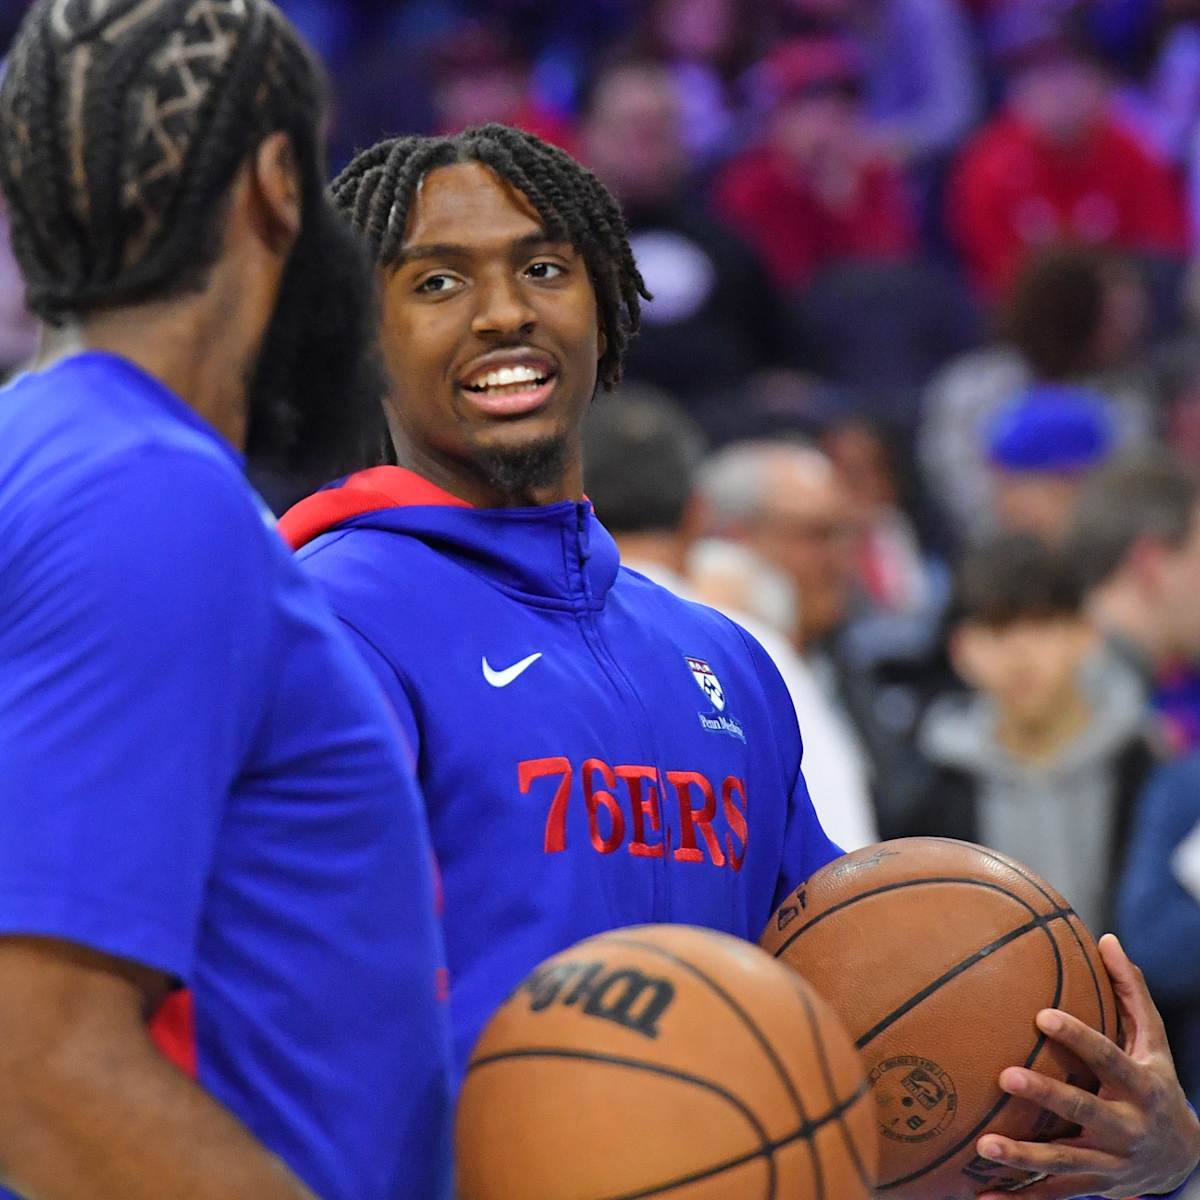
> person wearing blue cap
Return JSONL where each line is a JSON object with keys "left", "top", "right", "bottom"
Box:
{"left": 985, "top": 384, "right": 1116, "bottom": 543}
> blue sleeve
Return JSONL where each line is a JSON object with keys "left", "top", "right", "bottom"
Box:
{"left": 775, "top": 746, "right": 844, "bottom": 910}
{"left": 733, "top": 625, "right": 843, "bottom": 907}
{"left": 335, "top": 617, "right": 422, "bottom": 763}
{"left": 0, "top": 448, "right": 270, "bottom": 980}
{"left": 1117, "top": 757, "right": 1200, "bottom": 1004}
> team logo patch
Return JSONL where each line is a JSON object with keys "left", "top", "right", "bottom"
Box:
{"left": 685, "top": 655, "right": 746, "bottom": 742}
{"left": 686, "top": 657, "right": 725, "bottom": 711}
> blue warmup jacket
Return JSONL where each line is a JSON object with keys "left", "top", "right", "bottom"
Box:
{"left": 282, "top": 466, "right": 842, "bottom": 1074}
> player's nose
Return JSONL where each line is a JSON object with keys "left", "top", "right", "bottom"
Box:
{"left": 470, "top": 272, "right": 537, "bottom": 340}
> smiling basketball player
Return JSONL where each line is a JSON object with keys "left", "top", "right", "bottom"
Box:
{"left": 281, "top": 125, "right": 1200, "bottom": 1198}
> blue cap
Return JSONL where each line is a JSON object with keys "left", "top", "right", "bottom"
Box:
{"left": 985, "top": 385, "right": 1114, "bottom": 473}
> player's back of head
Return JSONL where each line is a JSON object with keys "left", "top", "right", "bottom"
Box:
{"left": 0, "top": 0, "right": 325, "bottom": 323}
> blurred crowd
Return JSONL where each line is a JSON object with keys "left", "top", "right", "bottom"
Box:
{"left": 0, "top": 0, "right": 1198, "bottom": 1133}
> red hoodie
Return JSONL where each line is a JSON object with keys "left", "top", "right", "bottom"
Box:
{"left": 949, "top": 112, "right": 1186, "bottom": 298}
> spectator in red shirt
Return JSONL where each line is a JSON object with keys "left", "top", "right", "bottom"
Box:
{"left": 949, "top": 5, "right": 1186, "bottom": 299}
{"left": 712, "top": 36, "right": 916, "bottom": 292}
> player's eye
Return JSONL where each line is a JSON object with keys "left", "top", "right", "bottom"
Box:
{"left": 415, "top": 273, "right": 462, "bottom": 295}
{"left": 525, "top": 261, "right": 566, "bottom": 281}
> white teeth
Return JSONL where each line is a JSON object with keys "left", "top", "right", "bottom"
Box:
{"left": 467, "top": 364, "right": 546, "bottom": 390}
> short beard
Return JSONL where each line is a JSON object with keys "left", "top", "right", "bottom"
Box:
{"left": 474, "top": 437, "right": 569, "bottom": 505}
{"left": 244, "top": 181, "right": 389, "bottom": 498}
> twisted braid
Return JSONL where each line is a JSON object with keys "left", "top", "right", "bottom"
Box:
{"left": 0, "top": 0, "right": 326, "bottom": 322}
{"left": 331, "top": 123, "right": 649, "bottom": 390}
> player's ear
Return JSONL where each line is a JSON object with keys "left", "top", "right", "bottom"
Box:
{"left": 246, "top": 131, "right": 302, "bottom": 255}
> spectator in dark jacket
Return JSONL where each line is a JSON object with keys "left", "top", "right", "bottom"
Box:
{"left": 580, "top": 59, "right": 791, "bottom": 413}
{"left": 914, "top": 533, "right": 1156, "bottom": 934}
{"left": 1118, "top": 751, "right": 1200, "bottom": 1111}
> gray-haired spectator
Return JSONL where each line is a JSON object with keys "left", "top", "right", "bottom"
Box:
{"left": 696, "top": 439, "right": 929, "bottom": 835}
{"left": 583, "top": 394, "right": 878, "bottom": 849}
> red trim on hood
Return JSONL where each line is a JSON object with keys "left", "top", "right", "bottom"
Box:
{"left": 279, "top": 466, "right": 472, "bottom": 551}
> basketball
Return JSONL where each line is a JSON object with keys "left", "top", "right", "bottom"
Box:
{"left": 760, "top": 838, "right": 1119, "bottom": 1199}
{"left": 456, "top": 923, "right": 879, "bottom": 1199}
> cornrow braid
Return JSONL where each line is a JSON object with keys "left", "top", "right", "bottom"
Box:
{"left": 0, "top": 0, "right": 326, "bottom": 322}
{"left": 330, "top": 123, "right": 650, "bottom": 390}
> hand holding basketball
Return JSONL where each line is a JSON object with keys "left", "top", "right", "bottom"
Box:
{"left": 976, "top": 934, "right": 1200, "bottom": 1200}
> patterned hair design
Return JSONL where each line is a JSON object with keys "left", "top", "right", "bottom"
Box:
{"left": 0, "top": 0, "right": 325, "bottom": 321}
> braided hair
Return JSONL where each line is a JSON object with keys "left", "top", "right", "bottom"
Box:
{"left": 330, "top": 124, "right": 650, "bottom": 390}
{"left": 0, "top": 0, "right": 326, "bottom": 323}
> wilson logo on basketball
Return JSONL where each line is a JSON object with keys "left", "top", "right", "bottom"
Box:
{"left": 519, "top": 959, "right": 676, "bottom": 1039}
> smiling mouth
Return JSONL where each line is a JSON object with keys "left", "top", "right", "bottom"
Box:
{"left": 459, "top": 363, "right": 559, "bottom": 417}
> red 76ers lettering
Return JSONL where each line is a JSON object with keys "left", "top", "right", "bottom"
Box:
{"left": 518, "top": 757, "right": 748, "bottom": 871}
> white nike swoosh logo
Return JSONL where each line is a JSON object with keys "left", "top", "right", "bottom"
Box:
{"left": 482, "top": 652, "right": 543, "bottom": 688}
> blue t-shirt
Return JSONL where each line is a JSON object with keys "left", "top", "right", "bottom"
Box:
{"left": 0, "top": 354, "right": 452, "bottom": 1200}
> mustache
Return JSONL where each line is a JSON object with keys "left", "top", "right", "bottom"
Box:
{"left": 244, "top": 189, "right": 390, "bottom": 489}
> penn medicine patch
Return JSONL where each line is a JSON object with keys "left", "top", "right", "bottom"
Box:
{"left": 685, "top": 657, "right": 725, "bottom": 712}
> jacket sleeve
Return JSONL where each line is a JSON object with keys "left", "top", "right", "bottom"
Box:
{"left": 1116, "top": 756, "right": 1200, "bottom": 1003}
{"left": 334, "top": 617, "right": 423, "bottom": 768}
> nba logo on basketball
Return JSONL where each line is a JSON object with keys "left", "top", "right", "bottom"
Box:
{"left": 902, "top": 1066, "right": 945, "bottom": 1110}
{"left": 685, "top": 657, "right": 725, "bottom": 711}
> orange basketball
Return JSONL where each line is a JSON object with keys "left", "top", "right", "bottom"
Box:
{"left": 457, "top": 923, "right": 879, "bottom": 1199}
{"left": 760, "top": 838, "right": 1119, "bottom": 1199}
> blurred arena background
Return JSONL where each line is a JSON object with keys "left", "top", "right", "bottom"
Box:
{"left": 0, "top": 0, "right": 1197, "bottom": 1176}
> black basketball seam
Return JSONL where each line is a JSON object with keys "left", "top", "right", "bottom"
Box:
{"left": 468, "top": 1046, "right": 870, "bottom": 1200}
{"left": 854, "top": 905, "right": 1073, "bottom": 1050}
{"left": 634, "top": 1080, "right": 870, "bottom": 1200}
{"left": 875, "top": 916, "right": 1067, "bottom": 1189}
{"left": 465, "top": 1047, "right": 779, "bottom": 1200}
{"left": 967, "top": 843, "right": 1111, "bottom": 1039}
{"left": 789, "top": 978, "right": 876, "bottom": 1191}
{"left": 598, "top": 932, "right": 824, "bottom": 1198}
{"left": 771, "top": 875, "right": 1047, "bottom": 961}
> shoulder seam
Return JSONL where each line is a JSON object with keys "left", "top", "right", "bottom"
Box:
{"left": 335, "top": 614, "right": 421, "bottom": 726}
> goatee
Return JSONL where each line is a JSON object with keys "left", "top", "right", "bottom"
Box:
{"left": 474, "top": 437, "right": 569, "bottom": 504}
